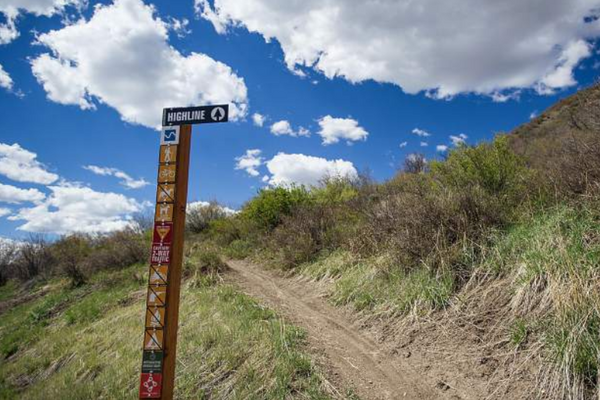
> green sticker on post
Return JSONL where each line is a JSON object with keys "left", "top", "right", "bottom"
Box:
{"left": 142, "top": 351, "right": 163, "bottom": 373}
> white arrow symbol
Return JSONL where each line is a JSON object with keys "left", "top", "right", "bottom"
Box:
{"left": 211, "top": 107, "right": 225, "bottom": 121}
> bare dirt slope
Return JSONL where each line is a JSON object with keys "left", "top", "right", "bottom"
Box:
{"left": 227, "top": 259, "right": 481, "bottom": 400}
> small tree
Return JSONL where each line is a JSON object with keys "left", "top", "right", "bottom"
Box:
{"left": 13, "top": 234, "right": 53, "bottom": 281}
{"left": 0, "top": 240, "right": 18, "bottom": 286}
{"left": 403, "top": 153, "right": 427, "bottom": 174}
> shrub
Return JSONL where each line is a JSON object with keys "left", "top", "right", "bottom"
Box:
{"left": 11, "top": 235, "right": 54, "bottom": 281}
{"left": 0, "top": 240, "right": 18, "bottom": 286}
{"left": 186, "top": 246, "right": 229, "bottom": 287}
{"left": 52, "top": 234, "right": 92, "bottom": 287}
{"left": 85, "top": 229, "right": 148, "bottom": 273}
{"left": 241, "top": 186, "right": 311, "bottom": 232}
{"left": 187, "top": 201, "right": 232, "bottom": 234}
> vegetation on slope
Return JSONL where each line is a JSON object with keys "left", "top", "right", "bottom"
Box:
{"left": 193, "top": 85, "right": 600, "bottom": 399}
{"left": 0, "top": 241, "right": 337, "bottom": 399}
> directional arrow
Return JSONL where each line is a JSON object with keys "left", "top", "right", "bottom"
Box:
{"left": 211, "top": 107, "right": 225, "bottom": 121}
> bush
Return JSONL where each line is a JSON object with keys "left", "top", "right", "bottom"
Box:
{"left": 241, "top": 186, "right": 311, "bottom": 232}
{"left": 11, "top": 235, "right": 54, "bottom": 281}
{"left": 52, "top": 234, "right": 92, "bottom": 287}
{"left": 186, "top": 246, "right": 229, "bottom": 287}
{"left": 187, "top": 201, "right": 232, "bottom": 234}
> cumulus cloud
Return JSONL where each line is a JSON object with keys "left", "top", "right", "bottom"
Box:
{"left": 235, "top": 149, "right": 263, "bottom": 177}
{"left": 436, "top": 144, "right": 449, "bottom": 153}
{"left": 0, "top": 0, "right": 83, "bottom": 44}
{"left": 0, "top": 183, "right": 45, "bottom": 204}
{"left": 252, "top": 112, "right": 266, "bottom": 127}
{"left": 0, "top": 142, "right": 58, "bottom": 184}
{"left": 83, "top": 165, "right": 149, "bottom": 189}
{"left": 198, "top": 0, "right": 600, "bottom": 97}
{"left": 265, "top": 152, "right": 357, "bottom": 187}
{"left": 270, "top": 120, "right": 310, "bottom": 137}
{"left": 0, "top": 64, "right": 13, "bottom": 90}
{"left": 450, "top": 133, "right": 468, "bottom": 146}
{"left": 420, "top": 141, "right": 428, "bottom": 147}
{"left": 399, "top": 141, "right": 408, "bottom": 148}
{"left": 317, "top": 116, "right": 368, "bottom": 145}
{"left": 0, "top": 207, "right": 10, "bottom": 217}
{"left": 412, "top": 128, "right": 431, "bottom": 138}
{"left": 8, "top": 183, "right": 143, "bottom": 234}
{"left": 31, "top": 0, "right": 248, "bottom": 129}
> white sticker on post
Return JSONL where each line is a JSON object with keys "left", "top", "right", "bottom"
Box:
{"left": 160, "top": 126, "right": 180, "bottom": 145}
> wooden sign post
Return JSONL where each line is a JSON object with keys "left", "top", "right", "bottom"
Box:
{"left": 139, "top": 105, "right": 229, "bottom": 399}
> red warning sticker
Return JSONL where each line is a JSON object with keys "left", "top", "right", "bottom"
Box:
{"left": 152, "top": 222, "right": 173, "bottom": 245}
{"left": 139, "top": 372, "right": 162, "bottom": 398}
{"left": 151, "top": 244, "right": 171, "bottom": 264}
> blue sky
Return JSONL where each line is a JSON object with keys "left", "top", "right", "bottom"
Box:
{"left": 1, "top": 0, "right": 600, "bottom": 238}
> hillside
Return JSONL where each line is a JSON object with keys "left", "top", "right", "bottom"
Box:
{"left": 2, "top": 84, "right": 600, "bottom": 400}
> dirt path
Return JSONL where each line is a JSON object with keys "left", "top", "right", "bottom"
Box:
{"left": 226, "top": 260, "right": 457, "bottom": 400}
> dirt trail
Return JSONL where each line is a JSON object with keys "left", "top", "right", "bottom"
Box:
{"left": 227, "top": 260, "right": 459, "bottom": 400}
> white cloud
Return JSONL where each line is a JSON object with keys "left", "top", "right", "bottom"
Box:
{"left": 420, "top": 141, "right": 428, "bottom": 147}
{"left": 0, "top": 142, "right": 58, "bottom": 184}
{"left": 0, "top": 0, "right": 83, "bottom": 44}
{"left": 31, "top": 0, "right": 248, "bottom": 129}
{"left": 317, "top": 116, "right": 368, "bottom": 145}
{"left": 188, "top": 200, "right": 237, "bottom": 215}
{"left": 265, "top": 152, "right": 357, "bottom": 187}
{"left": 0, "top": 207, "right": 10, "bottom": 217}
{"left": 0, "top": 64, "right": 13, "bottom": 90}
{"left": 198, "top": 0, "right": 600, "bottom": 98}
{"left": 436, "top": 144, "right": 449, "bottom": 153}
{"left": 252, "top": 112, "right": 266, "bottom": 127}
{"left": 530, "top": 110, "right": 538, "bottom": 119}
{"left": 235, "top": 149, "right": 263, "bottom": 177}
{"left": 270, "top": 120, "right": 310, "bottom": 137}
{"left": 8, "top": 183, "right": 143, "bottom": 234}
{"left": 399, "top": 141, "right": 407, "bottom": 148}
{"left": 450, "top": 133, "right": 468, "bottom": 146}
{"left": 412, "top": 128, "right": 431, "bottom": 138}
{"left": 0, "top": 183, "right": 46, "bottom": 204}
{"left": 83, "top": 165, "right": 149, "bottom": 189}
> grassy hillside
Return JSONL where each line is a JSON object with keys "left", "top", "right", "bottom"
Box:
{"left": 0, "top": 246, "right": 337, "bottom": 399}
{"left": 194, "top": 84, "right": 600, "bottom": 399}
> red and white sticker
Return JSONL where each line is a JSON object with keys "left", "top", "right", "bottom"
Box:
{"left": 139, "top": 372, "right": 162, "bottom": 398}
{"left": 151, "top": 244, "right": 171, "bottom": 264}
{"left": 152, "top": 222, "right": 173, "bottom": 245}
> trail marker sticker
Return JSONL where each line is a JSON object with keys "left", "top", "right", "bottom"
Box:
{"left": 147, "top": 286, "right": 167, "bottom": 307}
{"left": 144, "top": 329, "right": 164, "bottom": 350}
{"left": 142, "top": 351, "right": 164, "bottom": 373}
{"left": 155, "top": 203, "right": 173, "bottom": 222}
{"left": 149, "top": 265, "right": 168, "bottom": 285}
{"left": 158, "top": 165, "right": 176, "bottom": 183}
{"left": 151, "top": 244, "right": 171, "bottom": 264}
{"left": 146, "top": 307, "right": 165, "bottom": 329}
{"left": 139, "top": 372, "right": 162, "bottom": 398}
{"left": 159, "top": 145, "right": 177, "bottom": 164}
{"left": 153, "top": 222, "right": 173, "bottom": 244}
{"left": 160, "top": 126, "right": 180, "bottom": 145}
{"left": 156, "top": 184, "right": 175, "bottom": 203}
{"left": 163, "top": 104, "right": 229, "bottom": 126}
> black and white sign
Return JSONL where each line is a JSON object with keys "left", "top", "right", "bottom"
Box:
{"left": 162, "top": 104, "right": 229, "bottom": 126}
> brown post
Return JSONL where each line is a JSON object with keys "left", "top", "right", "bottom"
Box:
{"left": 139, "top": 125, "right": 191, "bottom": 399}
{"left": 160, "top": 124, "right": 191, "bottom": 399}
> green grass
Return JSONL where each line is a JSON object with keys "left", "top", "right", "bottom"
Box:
{"left": 478, "top": 205, "right": 600, "bottom": 394}
{"left": 0, "top": 260, "right": 335, "bottom": 399}
{"left": 302, "top": 251, "right": 455, "bottom": 317}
